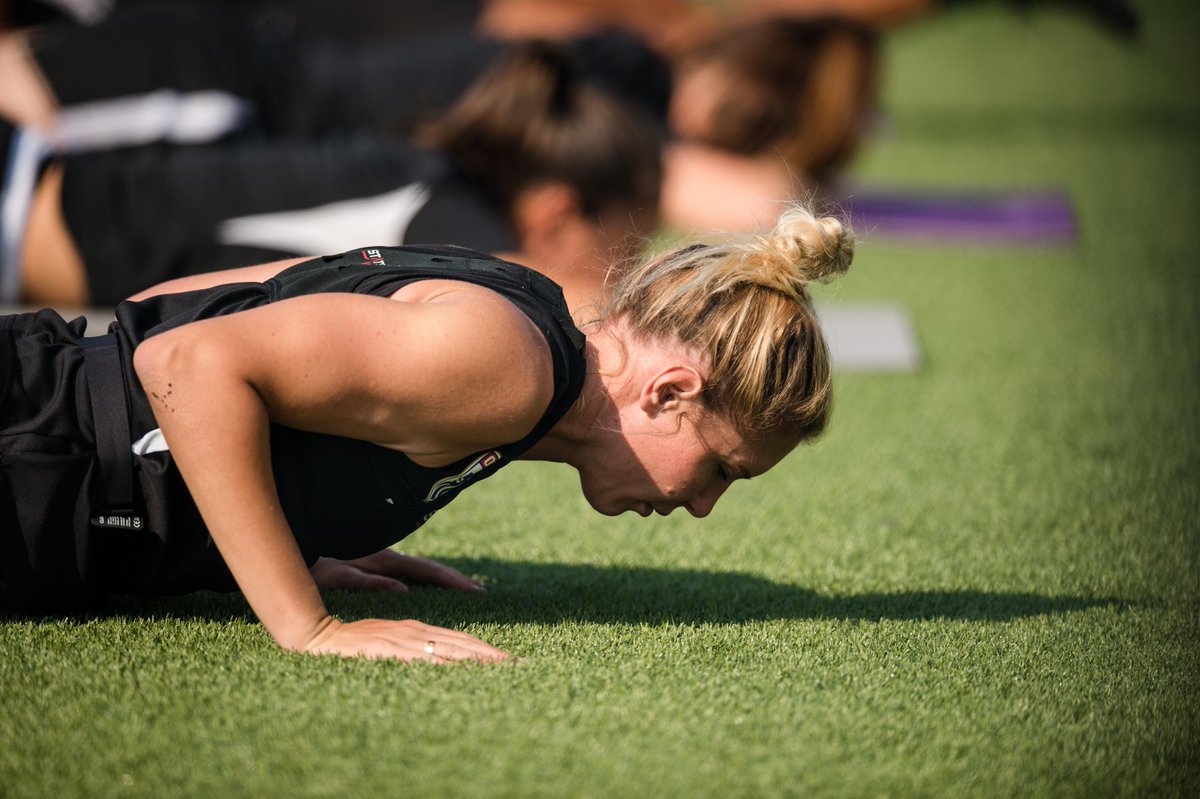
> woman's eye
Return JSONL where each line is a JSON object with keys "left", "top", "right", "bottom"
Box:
{"left": 716, "top": 465, "right": 728, "bottom": 482}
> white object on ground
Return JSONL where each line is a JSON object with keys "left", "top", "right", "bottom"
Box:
{"left": 816, "top": 303, "right": 921, "bottom": 373}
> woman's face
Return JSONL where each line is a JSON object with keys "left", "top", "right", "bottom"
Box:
{"left": 577, "top": 406, "right": 798, "bottom": 519}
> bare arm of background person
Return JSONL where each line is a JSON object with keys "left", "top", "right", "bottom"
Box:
{"left": 478, "top": 0, "right": 935, "bottom": 56}
{"left": 0, "top": 31, "right": 56, "bottom": 131}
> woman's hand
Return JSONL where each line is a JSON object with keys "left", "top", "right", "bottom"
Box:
{"left": 310, "top": 550, "right": 487, "bottom": 593}
{"left": 302, "top": 617, "right": 509, "bottom": 663}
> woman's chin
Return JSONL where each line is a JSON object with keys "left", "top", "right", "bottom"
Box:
{"left": 623, "top": 502, "right": 653, "bottom": 518}
{"left": 584, "top": 494, "right": 643, "bottom": 517}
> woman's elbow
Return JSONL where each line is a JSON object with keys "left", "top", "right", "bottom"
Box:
{"left": 132, "top": 328, "right": 210, "bottom": 397}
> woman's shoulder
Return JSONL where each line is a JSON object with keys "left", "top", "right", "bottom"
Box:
{"left": 393, "top": 277, "right": 553, "bottom": 373}
{"left": 393, "top": 278, "right": 557, "bottom": 436}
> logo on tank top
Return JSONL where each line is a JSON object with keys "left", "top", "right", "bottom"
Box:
{"left": 91, "top": 512, "right": 144, "bottom": 530}
{"left": 424, "top": 451, "right": 503, "bottom": 503}
{"left": 362, "top": 248, "right": 386, "bottom": 267}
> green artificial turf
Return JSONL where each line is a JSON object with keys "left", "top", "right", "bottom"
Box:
{"left": 2, "top": 2, "right": 1198, "bottom": 797}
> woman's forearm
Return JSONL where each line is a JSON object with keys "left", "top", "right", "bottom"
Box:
{"left": 133, "top": 330, "right": 333, "bottom": 650}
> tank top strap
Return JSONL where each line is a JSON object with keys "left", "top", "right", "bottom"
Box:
{"left": 268, "top": 245, "right": 490, "bottom": 298}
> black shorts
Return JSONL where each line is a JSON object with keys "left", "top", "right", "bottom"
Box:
{"left": 0, "top": 310, "right": 99, "bottom": 609}
{"left": 0, "top": 309, "right": 217, "bottom": 609}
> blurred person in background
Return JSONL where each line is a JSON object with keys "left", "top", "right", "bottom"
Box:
{"left": 1, "top": 0, "right": 1138, "bottom": 45}
{"left": 662, "top": 16, "right": 879, "bottom": 231}
{"left": 1, "top": 38, "right": 662, "bottom": 312}
{"left": 0, "top": 2, "right": 875, "bottom": 243}
{"left": 0, "top": 2, "right": 670, "bottom": 152}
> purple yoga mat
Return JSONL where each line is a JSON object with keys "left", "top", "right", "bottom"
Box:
{"left": 841, "top": 187, "right": 1078, "bottom": 245}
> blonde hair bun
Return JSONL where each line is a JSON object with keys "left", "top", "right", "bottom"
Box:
{"left": 746, "top": 205, "right": 853, "bottom": 300}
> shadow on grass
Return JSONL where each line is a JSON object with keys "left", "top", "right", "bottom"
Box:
{"left": 5, "top": 558, "right": 1129, "bottom": 627}
{"left": 384, "top": 558, "right": 1132, "bottom": 625}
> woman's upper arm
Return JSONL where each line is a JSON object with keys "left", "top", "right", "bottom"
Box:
{"left": 135, "top": 287, "right": 554, "bottom": 460}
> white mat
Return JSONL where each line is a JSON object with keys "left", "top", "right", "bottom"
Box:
{"left": 817, "top": 303, "right": 921, "bottom": 373}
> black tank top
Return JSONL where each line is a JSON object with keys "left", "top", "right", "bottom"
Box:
{"left": 98, "top": 245, "right": 586, "bottom": 596}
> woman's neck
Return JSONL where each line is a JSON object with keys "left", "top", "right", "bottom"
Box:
{"left": 521, "top": 326, "right": 622, "bottom": 467}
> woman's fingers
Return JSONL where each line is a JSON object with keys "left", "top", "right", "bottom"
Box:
{"left": 414, "top": 639, "right": 505, "bottom": 664}
{"left": 394, "top": 554, "right": 486, "bottom": 592}
{"left": 302, "top": 618, "right": 510, "bottom": 664}
{"left": 347, "top": 550, "right": 486, "bottom": 593}
{"left": 397, "top": 620, "right": 510, "bottom": 662}
{"left": 309, "top": 557, "right": 409, "bottom": 592}
{"left": 346, "top": 571, "right": 409, "bottom": 593}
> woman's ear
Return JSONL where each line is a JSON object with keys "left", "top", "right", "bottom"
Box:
{"left": 638, "top": 365, "right": 705, "bottom": 418}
